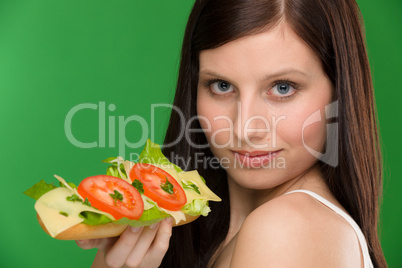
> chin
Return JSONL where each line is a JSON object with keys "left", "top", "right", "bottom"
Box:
{"left": 225, "top": 164, "right": 286, "bottom": 190}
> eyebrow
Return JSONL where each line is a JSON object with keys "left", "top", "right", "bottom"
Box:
{"left": 199, "top": 69, "right": 309, "bottom": 82}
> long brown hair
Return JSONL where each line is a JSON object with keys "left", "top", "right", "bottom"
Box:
{"left": 162, "top": 0, "right": 386, "bottom": 267}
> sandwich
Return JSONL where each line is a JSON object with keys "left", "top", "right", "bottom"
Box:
{"left": 24, "top": 139, "right": 221, "bottom": 240}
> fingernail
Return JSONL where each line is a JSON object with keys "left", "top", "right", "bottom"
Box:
{"left": 76, "top": 240, "right": 87, "bottom": 245}
{"left": 131, "top": 226, "right": 143, "bottom": 233}
{"left": 149, "top": 222, "right": 159, "bottom": 229}
{"left": 165, "top": 217, "right": 173, "bottom": 224}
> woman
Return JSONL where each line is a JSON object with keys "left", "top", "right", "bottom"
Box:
{"left": 77, "top": 0, "right": 387, "bottom": 267}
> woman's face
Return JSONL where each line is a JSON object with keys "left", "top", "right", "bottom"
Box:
{"left": 197, "top": 23, "right": 333, "bottom": 190}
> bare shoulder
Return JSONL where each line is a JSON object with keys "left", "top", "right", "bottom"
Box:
{"left": 230, "top": 192, "right": 362, "bottom": 268}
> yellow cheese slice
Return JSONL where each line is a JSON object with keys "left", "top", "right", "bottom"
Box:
{"left": 141, "top": 195, "right": 154, "bottom": 210}
{"left": 178, "top": 170, "right": 221, "bottom": 204}
{"left": 159, "top": 208, "right": 186, "bottom": 224}
{"left": 153, "top": 165, "right": 221, "bottom": 204}
{"left": 35, "top": 187, "right": 115, "bottom": 237}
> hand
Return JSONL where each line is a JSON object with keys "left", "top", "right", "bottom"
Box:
{"left": 76, "top": 217, "right": 173, "bottom": 268}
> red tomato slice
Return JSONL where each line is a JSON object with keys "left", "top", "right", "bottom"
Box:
{"left": 129, "top": 163, "right": 187, "bottom": 211}
{"left": 77, "top": 175, "right": 144, "bottom": 220}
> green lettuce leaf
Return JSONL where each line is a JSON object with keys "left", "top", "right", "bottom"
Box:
{"left": 182, "top": 199, "right": 211, "bottom": 217}
{"left": 114, "top": 205, "right": 170, "bottom": 227}
{"left": 103, "top": 157, "right": 127, "bottom": 179}
{"left": 23, "top": 180, "right": 57, "bottom": 200}
{"left": 102, "top": 157, "right": 118, "bottom": 164}
{"left": 79, "top": 211, "right": 113, "bottom": 225}
{"left": 59, "top": 181, "right": 77, "bottom": 189}
{"left": 138, "top": 139, "right": 183, "bottom": 173}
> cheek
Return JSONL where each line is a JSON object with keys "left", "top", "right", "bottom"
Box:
{"left": 298, "top": 113, "right": 327, "bottom": 153}
{"left": 197, "top": 93, "right": 234, "bottom": 145}
{"left": 280, "top": 107, "right": 326, "bottom": 157}
{"left": 197, "top": 94, "right": 213, "bottom": 139}
{"left": 275, "top": 100, "right": 329, "bottom": 153}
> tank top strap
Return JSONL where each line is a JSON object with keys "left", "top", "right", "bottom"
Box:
{"left": 282, "top": 189, "right": 373, "bottom": 268}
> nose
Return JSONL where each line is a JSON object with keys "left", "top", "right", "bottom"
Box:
{"left": 233, "top": 95, "right": 270, "bottom": 148}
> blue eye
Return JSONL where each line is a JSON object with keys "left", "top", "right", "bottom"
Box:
{"left": 210, "top": 80, "right": 234, "bottom": 94}
{"left": 268, "top": 80, "right": 300, "bottom": 101}
{"left": 277, "top": 83, "right": 291, "bottom": 94}
{"left": 271, "top": 82, "right": 295, "bottom": 97}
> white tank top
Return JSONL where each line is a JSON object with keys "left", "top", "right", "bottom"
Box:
{"left": 282, "top": 189, "right": 374, "bottom": 268}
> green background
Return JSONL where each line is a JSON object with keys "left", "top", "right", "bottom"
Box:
{"left": 1, "top": 0, "right": 400, "bottom": 267}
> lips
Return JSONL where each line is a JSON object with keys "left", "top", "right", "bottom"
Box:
{"left": 234, "top": 150, "right": 278, "bottom": 157}
{"left": 232, "top": 149, "right": 282, "bottom": 168}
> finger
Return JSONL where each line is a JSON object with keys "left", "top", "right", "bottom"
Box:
{"left": 124, "top": 222, "right": 161, "bottom": 267}
{"left": 142, "top": 217, "right": 173, "bottom": 267}
{"left": 76, "top": 239, "right": 101, "bottom": 250}
{"left": 98, "top": 236, "right": 120, "bottom": 253}
{"left": 75, "top": 236, "right": 119, "bottom": 252}
{"left": 104, "top": 225, "right": 145, "bottom": 268}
